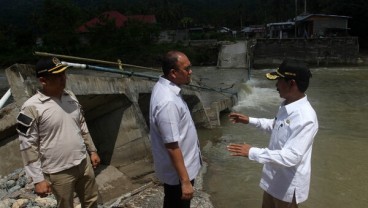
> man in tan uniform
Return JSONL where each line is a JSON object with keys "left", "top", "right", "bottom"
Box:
{"left": 16, "top": 57, "right": 100, "bottom": 208}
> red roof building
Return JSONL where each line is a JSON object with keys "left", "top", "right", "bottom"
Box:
{"left": 77, "top": 11, "right": 156, "bottom": 33}
{"left": 128, "top": 15, "right": 157, "bottom": 24}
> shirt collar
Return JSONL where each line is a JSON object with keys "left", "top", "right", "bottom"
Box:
{"left": 282, "top": 95, "right": 308, "bottom": 114}
{"left": 37, "top": 90, "right": 69, "bottom": 102}
{"left": 158, "top": 76, "right": 181, "bottom": 95}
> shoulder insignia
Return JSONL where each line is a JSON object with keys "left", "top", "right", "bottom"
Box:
{"left": 16, "top": 113, "right": 34, "bottom": 136}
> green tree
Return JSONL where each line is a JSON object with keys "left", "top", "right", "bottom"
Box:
{"left": 34, "top": 0, "right": 83, "bottom": 54}
{"left": 155, "top": 0, "right": 184, "bottom": 28}
{"left": 0, "top": 29, "right": 15, "bottom": 53}
{"left": 180, "top": 17, "right": 193, "bottom": 29}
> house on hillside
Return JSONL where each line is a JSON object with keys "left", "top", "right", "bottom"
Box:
{"left": 266, "top": 21, "right": 295, "bottom": 39}
{"left": 295, "top": 14, "right": 351, "bottom": 38}
{"left": 266, "top": 14, "right": 351, "bottom": 39}
{"left": 241, "top": 25, "right": 266, "bottom": 39}
{"left": 77, "top": 11, "right": 156, "bottom": 33}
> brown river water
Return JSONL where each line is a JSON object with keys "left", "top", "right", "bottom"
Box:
{"left": 197, "top": 66, "right": 368, "bottom": 208}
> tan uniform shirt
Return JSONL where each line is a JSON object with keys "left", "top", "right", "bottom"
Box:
{"left": 17, "top": 90, "right": 97, "bottom": 184}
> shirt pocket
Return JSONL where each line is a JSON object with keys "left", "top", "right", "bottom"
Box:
{"left": 274, "top": 119, "right": 290, "bottom": 146}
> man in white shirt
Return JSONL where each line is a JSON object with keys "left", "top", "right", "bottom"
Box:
{"left": 227, "top": 60, "right": 318, "bottom": 208}
{"left": 149, "top": 51, "right": 202, "bottom": 208}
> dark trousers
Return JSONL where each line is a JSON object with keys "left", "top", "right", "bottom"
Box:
{"left": 262, "top": 191, "right": 298, "bottom": 208}
{"left": 163, "top": 180, "right": 194, "bottom": 208}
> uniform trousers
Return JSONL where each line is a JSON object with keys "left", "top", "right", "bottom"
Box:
{"left": 44, "top": 155, "right": 98, "bottom": 208}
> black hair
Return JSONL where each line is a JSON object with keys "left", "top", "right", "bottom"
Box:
{"left": 284, "top": 77, "right": 309, "bottom": 93}
{"left": 161, "top": 51, "right": 180, "bottom": 76}
{"left": 297, "top": 79, "right": 310, "bottom": 93}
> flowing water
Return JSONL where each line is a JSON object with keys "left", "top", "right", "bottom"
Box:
{"left": 198, "top": 66, "right": 368, "bottom": 208}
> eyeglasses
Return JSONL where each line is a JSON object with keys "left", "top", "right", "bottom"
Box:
{"left": 176, "top": 66, "right": 191, "bottom": 72}
{"left": 184, "top": 66, "right": 192, "bottom": 72}
{"left": 173, "top": 65, "right": 192, "bottom": 73}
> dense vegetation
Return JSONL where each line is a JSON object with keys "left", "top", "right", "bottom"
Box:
{"left": 0, "top": 0, "right": 367, "bottom": 67}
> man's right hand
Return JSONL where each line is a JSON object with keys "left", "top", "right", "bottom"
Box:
{"left": 229, "top": 112, "right": 249, "bottom": 124}
{"left": 34, "top": 180, "right": 52, "bottom": 197}
{"left": 181, "top": 180, "right": 194, "bottom": 200}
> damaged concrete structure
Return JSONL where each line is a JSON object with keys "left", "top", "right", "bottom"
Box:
{"left": 0, "top": 63, "right": 238, "bottom": 203}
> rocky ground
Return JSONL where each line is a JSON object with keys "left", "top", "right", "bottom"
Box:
{"left": 105, "top": 161, "right": 213, "bottom": 208}
{"left": 0, "top": 162, "right": 213, "bottom": 208}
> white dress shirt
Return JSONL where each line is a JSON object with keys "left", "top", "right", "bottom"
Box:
{"left": 248, "top": 96, "right": 318, "bottom": 203}
{"left": 149, "top": 77, "right": 201, "bottom": 185}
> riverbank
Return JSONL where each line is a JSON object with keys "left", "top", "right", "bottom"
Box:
{"left": 104, "top": 160, "right": 213, "bottom": 208}
{"left": 0, "top": 65, "right": 246, "bottom": 208}
{"left": 0, "top": 162, "right": 213, "bottom": 208}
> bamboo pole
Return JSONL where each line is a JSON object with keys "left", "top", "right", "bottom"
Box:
{"left": 34, "top": 51, "right": 161, "bottom": 72}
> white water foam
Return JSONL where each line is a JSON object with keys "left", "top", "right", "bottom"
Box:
{"left": 232, "top": 78, "right": 282, "bottom": 112}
